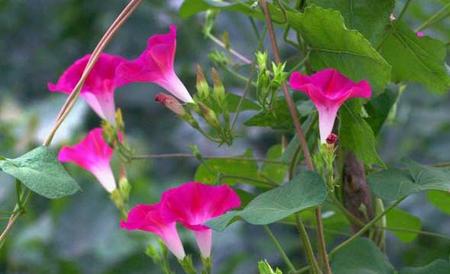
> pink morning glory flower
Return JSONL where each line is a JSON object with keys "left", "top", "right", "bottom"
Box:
{"left": 289, "top": 68, "right": 372, "bottom": 143}
{"left": 161, "top": 182, "right": 241, "bottom": 258}
{"left": 116, "top": 25, "right": 194, "bottom": 103}
{"left": 49, "top": 54, "right": 126, "bottom": 124}
{"left": 58, "top": 128, "right": 116, "bottom": 193}
{"left": 120, "top": 203, "right": 186, "bottom": 260}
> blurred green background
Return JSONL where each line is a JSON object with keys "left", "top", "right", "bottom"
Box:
{"left": 0, "top": 0, "right": 449, "bottom": 273}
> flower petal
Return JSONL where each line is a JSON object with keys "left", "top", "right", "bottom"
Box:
{"left": 161, "top": 182, "right": 241, "bottom": 231}
{"left": 58, "top": 128, "right": 116, "bottom": 192}
{"left": 193, "top": 229, "right": 212, "bottom": 258}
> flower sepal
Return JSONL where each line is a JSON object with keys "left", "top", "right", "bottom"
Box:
{"left": 178, "top": 255, "right": 197, "bottom": 274}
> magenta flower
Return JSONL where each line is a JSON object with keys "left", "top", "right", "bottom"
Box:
{"left": 416, "top": 31, "right": 425, "bottom": 38}
{"left": 58, "top": 128, "right": 116, "bottom": 193}
{"left": 49, "top": 54, "right": 126, "bottom": 124}
{"left": 161, "top": 182, "right": 241, "bottom": 258}
{"left": 116, "top": 25, "right": 194, "bottom": 103}
{"left": 120, "top": 204, "right": 186, "bottom": 260}
{"left": 289, "top": 68, "right": 371, "bottom": 143}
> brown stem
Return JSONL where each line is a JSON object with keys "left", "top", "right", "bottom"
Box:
{"left": 0, "top": 0, "right": 143, "bottom": 246}
{"left": 43, "top": 0, "right": 143, "bottom": 146}
{"left": 258, "top": 1, "right": 332, "bottom": 273}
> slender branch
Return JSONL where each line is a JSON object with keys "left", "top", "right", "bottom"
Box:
{"left": 131, "top": 153, "right": 289, "bottom": 165}
{"left": 330, "top": 198, "right": 404, "bottom": 256}
{"left": 257, "top": 1, "right": 331, "bottom": 273}
{"left": 264, "top": 225, "right": 297, "bottom": 272}
{"left": 295, "top": 215, "right": 322, "bottom": 274}
{"left": 0, "top": 0, "right": 143, "bottom": 246}
{"left": 415, "top": 3, "right": 450, "bottom": 32}
{"left": 397, "top": 0, "right": 413, "bottom": 21}
{"left": 207, "top": 33, "right": 252, "bottom": 64}
{"left": 43, "top": 0, "right": 143, "bottom": 146}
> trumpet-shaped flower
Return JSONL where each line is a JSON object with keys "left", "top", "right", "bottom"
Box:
{"left": 49, "top": 54, "right": 126, "bottom": 124}
{"left": 58, "top": 128, "right": 116, "bottom": 192}
{"left": 289, "top": 68, "right": 371, "bottom": 143}
{"left": 161, "top": 182, "right": 241, "bottom": 258}
{"left": 120, "top": 203, "right": 186, "bottom": 260}
{"left": 116, "top": 25, "right": 193, "bottom": 103}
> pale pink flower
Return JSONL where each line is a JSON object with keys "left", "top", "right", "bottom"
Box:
{"left": 58, "top": 128, "right": 116, "bottom": 192}
{"left": 161, "top": 182, "right": 241, "bottom": 258}
{"left": 120, "top": 204, "right": 186, "bottom": 260}
{"left": 49, "top": 54, "right": 126, "bottom": 124}
{"left": 289, "top": 68, "right": 372, "bottom": 143}
{"left": 116, "top": 25, "right": 194, "bottom": 103}
{"left": 416, "top": 31, "right": 425, "bottom": 38}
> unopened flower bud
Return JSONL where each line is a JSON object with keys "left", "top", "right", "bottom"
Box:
{"left": 211, "top": 68, "right": 226, "bottom": 107}
{"left": 326, "top": 133, "right": 338, "bottom": 145}
{"left": 198, "top": 102, "right": 221, "bottom": 129}
{"left": 155, "top": 93, "right": 186, "bottom": 116}
{"left": 196, "top": 65, "right": 210, "bottom": 99}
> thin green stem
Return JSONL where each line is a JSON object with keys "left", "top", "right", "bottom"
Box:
{"left": 330, "top": 198, "right": 404, "bottom": 256}
{"left": 380, "top": 226, "right": 450, "bottom": 240}
{"left": 415, "top": 3, "right": 450, "bottom": 32}
{"left": 295, "top": 215, "right": 321, "bottom": 274}
{"left": 219, "top": 174, "right": 276, "bottom": 187}
{"left": 397, "top": 0, "right": 412, "bottom": 21}
{"left": 207, "top": 33, "right": 252, "bottom": 64}
{"left": 131, "top": 153, "right": 289, "bottom": 165}
{"left": 264, "top": 225, "right": 297, "bottom": 272}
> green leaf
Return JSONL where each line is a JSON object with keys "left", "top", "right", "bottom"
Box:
{"left": 331, "top": 237, "right": 395, "bottom": 274}
{"left": 386, "top": 208, "right": 422, "bottom": 243}
{"left": 287, "top": 5, "right": 391, "bottom": 93}
{"left": 259, "top": 145, "right": 288, "bottom": 184}
{"left": 258, "top": 260, "right": 283, "bottom": 274}
{"left": 309, "top": 0, "right": 395, "bottom": 44}
{"left": 207, "top": 171, "right": 327, "bottom": 230}
{"left": 379, "top": 21, "right": 450, "bottom": 93}
{"left": 194, "top": 149, "right": 262, "bottom": 186}
{"left": 179, "top": 0, "right": 285, "bottom": 22}
{"left": 179, "top": 0, "right": 260, "bottom": 18}
{"left": 400, "top": 259, "right": 450, "bottom": 274}
{"left": 0, "top": 146, "right": 80, "bottom": 199}
{"left": 427, "top": 190, "right": 450, "bottom": 215}
{"left": 365, "top": 89, "right": 399, "bottom": 135}
{"left": 226, "top": 93, "right": 259, "bottom": 112}
{"left": 339, "top": 101, "right": 384, "bottom": 166}
{"left": 244, "top": 99, "right": 295, "bottom": 130}
{"left": 368, "top": 161, "right": 450, "bottom": 201}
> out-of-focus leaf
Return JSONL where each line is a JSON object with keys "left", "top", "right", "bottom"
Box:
{"left": 0, "top": 146, "right": 80, "bottom": 199}
{"left": 400, "top": 259, "right": 450, "bottom": 274}
{"left": 339, "top": 101, "right": 384, "bottom": 166}
{"left": 379, "top": 21, "right": 450, "bottom": 93}
{"left": 259, "top": 145, "right": 288, "bottom": 184}
{"left": 309, "top": 0, "right": 395, "bottom": 44}
{"left": 368, "top": 161, "right": 450, "bottom": 200}
{"left": 207, "top": 171, "right": 327, "bottom": 230}
{"left": 194, "top": 149, "right": 262, "bottom": 186}
{"left": 426, "top": 190, "right": 450, "bottom": 215}
{"left": 331, "top": 238, "right": 395, "bottom": 274}
{"left": 386, "top": 208, "right": 422, "bottom": 242}
{"left": 365, "top": 89, "right": 399, "bottom": 135}
{"left": 288, "top": 5, "right": 391, "bottom": 93}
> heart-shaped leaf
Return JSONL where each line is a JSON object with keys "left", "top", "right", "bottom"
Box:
{"left": 0, "top": 146, "right": 80, "bottom": 199}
